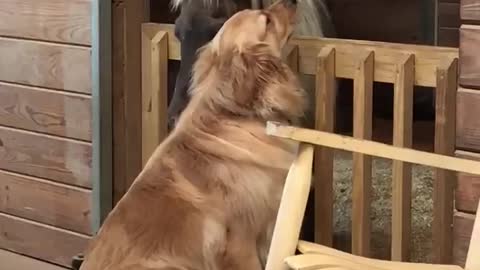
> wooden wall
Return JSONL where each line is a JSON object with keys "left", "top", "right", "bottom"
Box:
{"left": 438, "top": 0, "right": 461, "bottom": 47}
{"left": 0, "top": 0, "right": 92, "bottom": 267}
{"left": 454, "top": 0, "right": 480, "bottom": 266}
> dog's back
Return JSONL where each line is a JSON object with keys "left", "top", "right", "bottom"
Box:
{"left": 80, "top": 112, "right": 298, "bottom": 270}
{"left": 80, "top": 2, "right": 303, "bottom": 269}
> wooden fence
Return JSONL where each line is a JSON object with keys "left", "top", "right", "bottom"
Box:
{"left": 141, "top": 22, "right": 461, "bottom": 264}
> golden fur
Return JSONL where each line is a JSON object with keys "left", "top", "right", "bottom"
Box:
{"left": 80, "top": 2, "right": 306, "bottom": 270}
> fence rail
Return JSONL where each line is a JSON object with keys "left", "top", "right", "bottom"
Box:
{"left": 141, "top": 22, "right": 461, "bottom": 264}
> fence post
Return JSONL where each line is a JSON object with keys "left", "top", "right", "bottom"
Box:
{"left": 432, "top": 58, "right": 457, "bottom": 264}
{"left": 314, "top": 46, "right": 336, "bottom": 246}
{"left": 352, "top": 50, "right": 374, "bottom": 257}
{"left": 141, "top": 25, "right": 168, "bottom": 167}
{"left": 391, "top": 53, "right": 415, "bottom": 262}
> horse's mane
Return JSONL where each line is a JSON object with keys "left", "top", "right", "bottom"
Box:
{"left": 262, "top": 0, "right": 335, "bottom": 37}
{"left": 171, "top": 0, "right": 335, "bottom": 37}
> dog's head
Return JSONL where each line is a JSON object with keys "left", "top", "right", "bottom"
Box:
{"left": 189, "top": 0, "right": 307, "bottom": 124}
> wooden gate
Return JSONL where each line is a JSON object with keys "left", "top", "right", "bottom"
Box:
{"left": 141, "top": 22, "right": 460, "bottom": 264}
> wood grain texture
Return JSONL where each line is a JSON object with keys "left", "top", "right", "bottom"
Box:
{"left": 266, "top": 121, "right": 480, "bottom": 176}
{"left": 456, "top": 87, "right": 480, "bottom": 151}
{"left": 0, "top": 126, "right": 92, "bottom": 188}
{"left": 0, "top": 82, "right": 91, "bottom": 141}
{"left": 112, "top": 0, "right": 128, "bottom": 204}
{"left": 0, "top": 249, "right": 68, "bottom": 270}
{"left": 459, "top": 25, "right": 480, "bottom": 89}
{"left": 391, "top": 54, "right": 414, "bottom": 262}
{"left": 141, "top": 25, "right": 168, "bottom": 166}
{"left": 455, "top": 150, "right": 480, "bottom": 213}
{"left": 439, "top": 2, "right": 461, "bottom": 27}
{"left": 351, "top": 51, "right": 374, "bottom": 257}
{"left": 294, "top": 240, "right": 463, "bottom": 270}
{"left": 0, "top": 37, "right": 91, "bottom": 93}
{"left": 112, "top": 0, "right": 145, "bottom": 204}
{"left": 0, "top": 170, "right": 92, "bottom": 234}
{"left": 155, "top": 23, "right": 458, "bottom": 87}
{"left": 453, "top": 211, "right": 475, "bottom": 267}
{"left": 0, "top": 213, "right": 89, "bottom": 267}
{"left": 314, "top": 47, "right": 336, "bottom": 246}
{"left": 0, "top": 0, "right": 91, "bottom": 45}
{"left": 461, "top": 0, "right": 480, "bottom": 21}
{"left": 433, "top": 58, "right": 458, "bottom": 264}
{"left": 466, "top": 201, "right": 480, "bottom": 269}
{"left": 265, "top": 144, "right": 314, "bottom": 270}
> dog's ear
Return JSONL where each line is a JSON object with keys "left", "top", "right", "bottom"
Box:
{"left": 229, "top": 45, "right": 285, "bottom": 106}
{"left": 229, "top": 51, "right": 258, "bottom": 105}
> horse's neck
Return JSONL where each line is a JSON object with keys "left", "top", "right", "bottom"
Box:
{"left": 258, "top": 0, "right": 335, "bottom": 38}
{"left": 251, "top": 0, "right": 261, "bottom": 9}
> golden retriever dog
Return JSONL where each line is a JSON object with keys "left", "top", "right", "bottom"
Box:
{"left": 80, "top": 1, "right": 306, "bottom": 270}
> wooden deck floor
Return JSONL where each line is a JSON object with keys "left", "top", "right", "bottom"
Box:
{"left": 0, "top": 249, "right": 67, "bottom": 270}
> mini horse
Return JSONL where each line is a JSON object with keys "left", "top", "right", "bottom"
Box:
{"left": 168, "top": 0, "right": 336, "bottom": 130}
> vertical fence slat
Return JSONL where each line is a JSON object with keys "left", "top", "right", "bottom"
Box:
{"left": 282, "top": 44, "right": 299, "bottom": 73}
{"left": 314, "top": 46, "right": 336, "bottom": 246}
{"left": 352, "top": 50, "right": 374, "bottom": 257}
{"left": 432, "top": 58, "right": 457, "bottom": 264}
{"left": 391, "top": 54, "right": 415, "bottom": 262}
{"left": 141, "top": 27, "right": 168, "bottom": 167}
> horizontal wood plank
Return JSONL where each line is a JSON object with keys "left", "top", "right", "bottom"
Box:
{"left": 0, "top": 37, "right": 91, "bottom": 93}
{"left": 456, "top": 88, "right": 480, "bottom": 151}
{"left": 461, "top": 0, "right": 480, "bottom": 22}
{"left": 0, "top": 170, "right": 92, "bottom": 234}
{"left": 0, "top": 249, "right": 67, "bottom": 270}
{"left": 439, "top": 2, "right": 461, "bottom": 27}
{"left": 453, "top": 211, "right": 475, "bottom": 267}
{"left": 0, "top": 213, "right": 89, "bottom": 267}
{"left": 153, "top": 23, "right": 458, "bottom": 87}
{"left": 455, "top": 151, "right": 480, "bottom": 213}
{"left": 0, "top": 0, "right": 91, "bottom": 45}
{"left": 459, "top": 25, "right": 480, "bottom": 89}
{"left": 0, "top": 82, "right": 91, "bottom": 141}
{"left": 438, "top": 27, "right": 460, "bottom": 47}
{"left": 266, "top": 121, "right": 480, "bottom": 175}
{"left": 0, "top": 126, "right": 92, "bottom": 188}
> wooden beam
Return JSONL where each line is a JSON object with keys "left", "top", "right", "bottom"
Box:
{"left": 141, "top": 25, "right": 168, "bottom": 166}
{"left": 351, "top": 50, "right": 374, "bottom": 257}
{"left": 265, "top": 144, "right": 314, "bottom": 270}
{"left": 391, "top": 54, "right": 415, "bottom": 262}
{"left": 314, "top": 46, "right": 336, "bottom": 246}
{"left": 153, "top": 23, "right": 458, "bottom": 87}
{"left": 265, "top": 122, "right": 480, "bottom": 176}
{"left": 466, "top": 203, "right": 480, "bottom": 270}
{"left": 112, "top": 0, "right": 145, "bottom": 204}
{"left": 289, "top": 242, "right": 462, "bottom": 270}
{"left": 432, "top": 58, "right": 458, "bottom": 264}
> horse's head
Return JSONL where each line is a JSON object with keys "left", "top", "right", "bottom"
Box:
{"left": 168, "top": 0, "right": 252, "bottom": 130}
